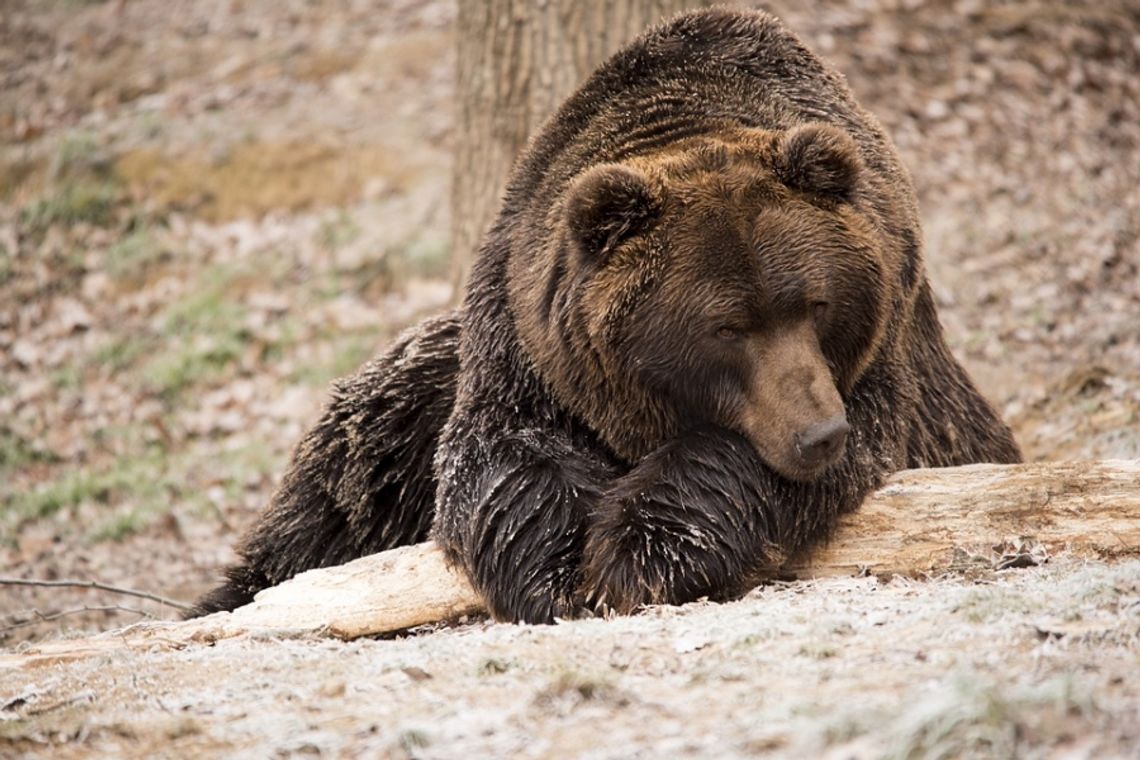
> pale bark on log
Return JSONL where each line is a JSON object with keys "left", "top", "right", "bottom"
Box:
{"left": 783, "top": 459, "right": 1140, "bottom": 577}
{"left": 3, "top": 460, "right": 1137, "bottom": 670}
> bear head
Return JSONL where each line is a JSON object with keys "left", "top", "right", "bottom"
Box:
{"left": 510, "top": 123, "right": 908, "bottom": 482}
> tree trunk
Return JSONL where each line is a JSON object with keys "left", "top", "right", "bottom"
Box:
{"left": 4, "top": 460, "right": 1137, "bottom": 669}
{"left": 450, "top": 0, "right": 713, "bottom": 297}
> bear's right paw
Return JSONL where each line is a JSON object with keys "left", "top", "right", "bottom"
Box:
{"left": 472, "top": 562, "right": 586, "bottom": 625}
{"left": 580, "top": 539, "right": 665, "bottom": 616}
{"left": 579, "top": 495, "right": 702, "bottom": 615}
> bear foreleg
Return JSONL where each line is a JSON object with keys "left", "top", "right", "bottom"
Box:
{"left": 580, "top": 427, "right": 792, "bottom": 614}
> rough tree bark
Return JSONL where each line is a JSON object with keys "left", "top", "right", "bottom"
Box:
{"left": 3, "top": 460, "right": 1137, "bottom": 670}
{"left": 450, "top": 0, "right": 713, "bottom": 295}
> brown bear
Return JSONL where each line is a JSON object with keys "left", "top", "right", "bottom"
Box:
{"left": 191, "top": 8, "right": 1020, "bottom": 623}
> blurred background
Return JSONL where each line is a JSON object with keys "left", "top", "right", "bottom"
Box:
{"left": 1, "top": 0, "right": 1138, "bottom": 642}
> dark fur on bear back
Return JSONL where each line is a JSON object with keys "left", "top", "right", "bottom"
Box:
{"left": 192, "top": 9, "right": 1019, "bottom": 621}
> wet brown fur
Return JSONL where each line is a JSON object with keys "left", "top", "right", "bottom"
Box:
{"left": 194, "top": 9, "right": 1020, "bottom": 622}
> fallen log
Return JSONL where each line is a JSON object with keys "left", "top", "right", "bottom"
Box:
{"left": 3, "top": 459, "right": 1137, "bottom": 670}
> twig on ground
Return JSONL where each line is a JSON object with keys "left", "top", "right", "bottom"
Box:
{"left": 1, "top": 604, "right": 154, "bottom": 634}
{"left": 0, "top": 577, "right": 191, "bottom": 611}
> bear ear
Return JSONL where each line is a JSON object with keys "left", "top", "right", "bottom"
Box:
{"left": 565, "top": 164, "right": 662, "bottom": 261}
{"left": 773, "top": 123, "right": 863, "bottom": 201}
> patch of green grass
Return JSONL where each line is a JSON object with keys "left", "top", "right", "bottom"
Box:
{"left": 315, "top": 210, "right": 361, "bottom": 251}
{"left": 85, "top": 424, "right": 151, "bottom": 461}
{"left": 95, "top": 256, "right": 300, "bottom": 402}
{"left": 49, "top": 363, "right": 84, "bottom": 391}
{"left": 0, "top": 426, "right": 58, "bottom": 478}
{"left": 139, "top": 265, "right": 253, "bottom": 401}
{"left": 0, "top": 240, "right": 13, "bottom": 285}
{"left": 3, "top": 428, "right": 278, "bottom": 545}
{"left": 20, "top": 181, "right": 120, "bottom": 235}
{"left": 3, "top": 450, "right": 175, "bottom": 533}
{"left": 390, "top": 232, "right": 450, "bottom": 280}
{"left": 90, "top": 509, "right": 148, "bottom": 543}
{"left": 141, "top": 331, "right": 247, "bottom": 401}
{"left": 0, "top": 156, "right": 38, "bottom": 200}
{"left": 92, "top": 334, "right": 155, "bottom": 375}
{"left": 189, "top": 440, "right": 277, "bottom": 513}
{"left": 258, "top": 317, "right": 302, "bottom": 365}
{"left": 312, "top": 270, "right": 348, "bottom": 300}
{"left": 9, "top": 468, "right": 119, "bottom": 523}
{"left": 50, "top": 131, "right": 112, "bottom": 181}
{"left": 309, "top": 229, "right": 450, "bottom": 299}
{"left": 14, "top": 130, "right": 123, "bottom": 238}
{"left": 48, "top": 0, "right": 111, "bottom": 8}
{"left": 135, "top": 111, "right": 166, "bottom": 141}
{"left": 289, "top": 333, "right": 376, "bottom": 387}
{"left": 161, "top": 266, "right": 248, "bottom": 333}
{"left": 104, "top": 227, "right": 170, "bottom": 280}
{"left": 312, "top": 260, "right": 392, "bottom": 300}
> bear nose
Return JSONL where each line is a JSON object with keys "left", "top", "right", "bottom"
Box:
{"left": 794, "top": 414, "right": 850, "bottom": 469}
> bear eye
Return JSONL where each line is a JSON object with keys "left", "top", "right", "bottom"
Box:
{"left": 813, "top": 302, "right": 829, "bottom": 322}
{"left": 716, "top": 325, "right": 743, "bottom": 341}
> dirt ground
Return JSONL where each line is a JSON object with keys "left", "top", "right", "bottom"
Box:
{"left": 3, "top": 560, "right": 1138, "bottom": 759}
{"left": 1, "top": 0, "right": 1138, "bottom": 758}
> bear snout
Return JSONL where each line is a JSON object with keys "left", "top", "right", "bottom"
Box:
{"left": 793, "top": 413, "right": 850, "bottom": 470}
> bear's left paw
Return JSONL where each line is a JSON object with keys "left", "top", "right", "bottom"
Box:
{"left": 580, "top": 507, "right": 667, "bottom": 615}
{"left": 580, "top": 493, "right": 722, "bottom": 615}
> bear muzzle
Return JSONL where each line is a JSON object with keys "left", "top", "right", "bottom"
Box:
{"left": 737, "top": 319, "right": 849, "bottom": 482}
{"left": 793, "top": 413, "right": 850, "bottom": 471}
{"left": 744, "top": 406, "right": 849, "bottom": 482}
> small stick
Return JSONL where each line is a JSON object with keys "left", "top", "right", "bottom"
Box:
{"left": 1, "top": 604, "right": 154, "bottom": 634}
{"left": 0, "top": 578, "right": 191, "bottom": 611}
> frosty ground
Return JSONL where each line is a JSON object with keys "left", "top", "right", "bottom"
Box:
{"left": 4, "top": 561, "right": 1138, "bottom": 758}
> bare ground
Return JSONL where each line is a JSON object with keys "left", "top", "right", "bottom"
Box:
{"left": 4, "top": 560, "right": 1139, "bottom": 759}
{"left": 1, "top": 0, "right": 1138, "bottom": 757}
